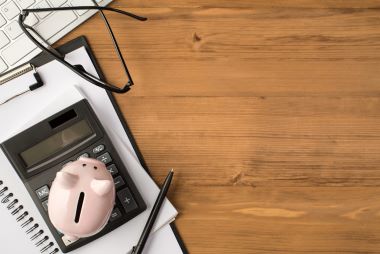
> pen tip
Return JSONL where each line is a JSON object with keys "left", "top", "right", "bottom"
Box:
{"left": 170, "top": 168, "right": 174, "bottom": 173}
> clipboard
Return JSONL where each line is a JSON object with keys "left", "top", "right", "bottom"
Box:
{"left": 3, "top": 36, "right": 188, "bottom": 254}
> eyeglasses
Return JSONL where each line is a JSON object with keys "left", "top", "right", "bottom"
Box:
{"left": 18, "top": 4, "right": 147, "bottom": 94}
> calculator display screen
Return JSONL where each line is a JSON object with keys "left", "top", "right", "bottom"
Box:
{"left": 20, "top": 120, "right": 94, "bottom": 167}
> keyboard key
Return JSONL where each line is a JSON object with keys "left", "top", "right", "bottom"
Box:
{"left": 0, "top": 14, "right": 6, "bottom": 27}
{"left": 0, "top": 0, "right": 109, "bottom": 73}
{"left": 70, "top": 0, "right": 94, "bottom": 16}
{"left": 5, "top": 21, "right": 23, "bottom": 39}
{"left": 117, "top": 188, "right": 138, "bottom": 213}
{"left": 24, "top": 13, "right": 38, "bottom": 26}
{"left": 0, "top": 57, "right": 7, "bottom": 72}
{"left": 2, "top": 1, "right": 20, "bottom": 20}
{"left": 35, "top": 185, "right": 49, "bottom": 200}
{"left": 97, "top": 152, "right": 112, "bottom": 164}
{"left": 113, "top": 176, "right": 125, "bottom": 189}
{"left": 107, "top": 164, "right": 118, "bottom": 176}
{"left": 93, "top": 144, "right": 105, "bottom": 154}
{"left": 109, "top": 208, "right": 122, "bottom": 222}
{"left": 34, "top": 6, "right": 77, "bottom": 40}
{"left": 16, "top": 0, "right": 35, "bottom": 9}
{"left": 2, "top": 34, "right": 38, "bottom": 65}
{"left": 49, "top": 0, "right": 66, "bottom": 7}
{"left": 35, "top": 0, "right": 51, "bottom": 19}
{"left": 0, "top": 31, "right": 9, "bottom": 49}
{"left": 2, "top": 6, "right": 76, "bottom": 66}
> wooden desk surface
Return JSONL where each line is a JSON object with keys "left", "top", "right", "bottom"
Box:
{"left": 58, "top": 1, "right": 380, "bottom": 253}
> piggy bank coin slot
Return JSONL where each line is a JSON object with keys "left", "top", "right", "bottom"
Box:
{"left": 75, "top": 192, "right": 85, "bottom": 223}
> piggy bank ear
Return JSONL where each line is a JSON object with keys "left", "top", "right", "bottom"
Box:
{"left": 55, "top": 172, "right": 78, "bottom": 189}
{"left": 91, "top": 179, "right": 113, "bottom": 196}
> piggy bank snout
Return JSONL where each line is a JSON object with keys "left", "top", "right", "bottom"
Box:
{"left": 48, "top": 158, "right": 115, "bottom": 240}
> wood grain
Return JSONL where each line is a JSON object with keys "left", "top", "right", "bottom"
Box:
{"left": 58, "top": 0, "right": 380, "bottom": 253}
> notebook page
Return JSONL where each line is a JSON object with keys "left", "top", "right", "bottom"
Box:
{"left": 0, "top": 151, "right": 58, "bottom": 254}
{"left": 141, "top": 224, "right": 184, "bottom": 254}
{"left": 0, "top": 199, "right": 34, "bottom": 253}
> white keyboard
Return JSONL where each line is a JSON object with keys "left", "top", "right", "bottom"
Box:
{"left": 0, "top": 0, "right": 113, "bottom": 74}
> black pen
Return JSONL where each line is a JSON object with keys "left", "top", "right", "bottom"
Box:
{"left": 131, "top": 169, "right": 174, "bottom": 254}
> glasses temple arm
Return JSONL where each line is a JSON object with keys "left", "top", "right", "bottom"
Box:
{"left": 22, "top": 6, "right": 147, "bottom": 21}
{"left": 95, "top": 6, "right": 134, "bottom": 86}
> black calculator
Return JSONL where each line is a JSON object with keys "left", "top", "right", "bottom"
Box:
{"left": 0, "top": 99, "right": 146, "bottom": 253}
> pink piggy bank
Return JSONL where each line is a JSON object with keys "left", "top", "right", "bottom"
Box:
{"left": 48, "top": 158, "right": 115, "bottom": 242}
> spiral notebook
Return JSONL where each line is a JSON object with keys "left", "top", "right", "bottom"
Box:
{"left": 0, "top": 38, "right": 185, "bottom": 254}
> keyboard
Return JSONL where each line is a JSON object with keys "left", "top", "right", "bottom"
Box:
{"left": 0, "top": 0, "right": 113, "bottom": 74}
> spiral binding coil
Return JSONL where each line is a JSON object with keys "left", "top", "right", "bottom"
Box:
{"left": 0, "top": 180, "right": 59, "bottom": 254}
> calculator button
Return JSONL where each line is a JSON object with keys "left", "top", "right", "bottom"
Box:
{"left": 107, "top": 164, "right": 118, "bottom": 176}
{"left": 42, "top": 200, "right": 49, "bottom": 211}
{"left": 77, "top": 153, "right": 89, "bottom": 160}
{"left": 113, "top": 176, "right": 125, "bottom": 189}
{"left": 117, "top": 188, "right": 138, "bottom": 213}
{"left": 62, "top": 235, "right": 78, "bottom": 246}
{"left": 97, "top": 152, "right": 112, "bottom": 164}
{"left": 93, "top": 144, "right": 105, "bottom": 154}
{"left": 35, "top": 185, "right": 49, "bottom": 200}
{"left": 109, "top": 208, "right": 122, "bottom": 222}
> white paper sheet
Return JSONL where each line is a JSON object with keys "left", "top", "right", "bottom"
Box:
{"left": 0, "top": 47, "right": 183, "bottom": 254}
